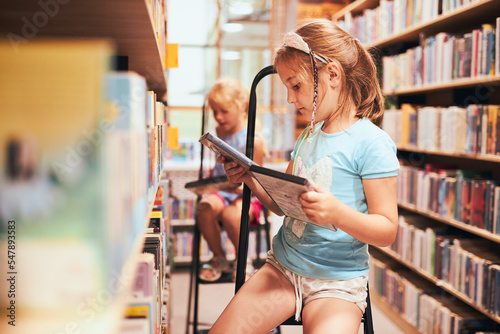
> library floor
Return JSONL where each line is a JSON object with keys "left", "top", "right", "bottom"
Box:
{"left": 169, "top": 268, "right": 404, "bottom": 334}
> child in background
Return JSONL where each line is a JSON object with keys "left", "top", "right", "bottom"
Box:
{"left": 210, "top": 19, "right": 400, "bottom": 333}
{"left": 197, "top": 78, "right": 266, "bottom": 282}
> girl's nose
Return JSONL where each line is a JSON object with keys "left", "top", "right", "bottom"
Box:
{"left": 213, "top": 112, "right": 222, "bottom": 122}
{"left": 287, "top": 90, "right": 296, "bottom": 104}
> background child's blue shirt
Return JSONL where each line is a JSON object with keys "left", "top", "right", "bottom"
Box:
{"left": 272, "top": 118, "right": 400, "bottom": 280}
{"left": 211, "top": 128, "right": 247, "bottom": 204}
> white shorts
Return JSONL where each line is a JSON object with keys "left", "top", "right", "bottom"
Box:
{"left": 266, "top": 250, "right": 368, "bottom": 321}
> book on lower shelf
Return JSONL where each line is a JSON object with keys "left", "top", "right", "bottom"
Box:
{"left": 370, "top": 251, "right": 498, "bottom": 333}
{"left": 397, "top": 162, "right": 500, "bottom": 236}
{"left": 387, "top": 213, "right": 500, "bottom": 319}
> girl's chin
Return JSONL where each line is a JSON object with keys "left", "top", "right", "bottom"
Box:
{"left": 298, "top": 109, "right": 311, "bottom": 119}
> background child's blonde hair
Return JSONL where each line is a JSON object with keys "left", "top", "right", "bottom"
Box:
{"left": 207, "top": 78, "right": 250, "bottom": 115}
{"left": 274, "top": 19, "right": 385, "bottom": 127}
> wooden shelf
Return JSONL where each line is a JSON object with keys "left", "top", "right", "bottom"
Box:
{"left": 0, "top": 0, "right": 167, "bottom": 99}
{"left": 367, "top": 0, "right": 500, "bottom": 49}
{"left": 397, "top": 146, "right": 500, "bottom": 163}
{"left": 370, "top": 291, "right": 422, "bottom": 334}
{"left": 332, "top": 0, "right": 380, "bottom": 20}
{"left": 398, "top": 202, "right": 500, "bottom": 244}
{"left": 171, "top": 219, "right": 196, "bottom": 227}
{"left": 373, "top": 246, "right": 500, "bottom": 323}
{"left": 383, "top": 75, "right": 500, "bottom": 95}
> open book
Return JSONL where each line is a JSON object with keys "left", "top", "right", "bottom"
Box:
{"left": 198, "top": 132, "right": 337, "bottom": 231}
{"left": 199, "top": 132, "right": 257, "bottom": 170}
{"left": 185, "top": 175, "right": 240, "bottom": 195}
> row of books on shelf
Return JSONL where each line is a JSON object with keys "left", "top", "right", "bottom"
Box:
{"left": 337, "top": 0, "right": 483, "bottom": 46}
{"left": 120, "top": 194, "right": 172, "bottom": 334}
{"left": 382, "top": 17, "right": 499, "bottom": 92}
{"left": 397, "top": 163, "right": 500, "bottom": 234}
{"left": 172, "top": 229, "right": 268, "bottom": 263}
{"left": 369, "top": 253, "right": 499, "bottom": 333}
{"left": 105, "top": 71, "right": 169, "bottom": 273}
{"left": 147, "top": 0, "right": 168, "bottom": 69}
{"left": 172, "top": 230, "right": 235, "bottom": 262}
{"left": 382, "top": 104, "right": 500, "bottom": 155}
{"left": 387, "top": 213, "right": 500, "bottom": 317}
{"left": 338, "top": 0, "right": 438, "bottom": 45}
{"left": 170, "top": 197, "right": 196, "bottom": 221}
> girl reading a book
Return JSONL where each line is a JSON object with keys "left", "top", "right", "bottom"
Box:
{"left": 197, "top": 78, "right": 266, "bottom": 282}
{"left": 210, "top": 19, "right": 400, "bottom": 333}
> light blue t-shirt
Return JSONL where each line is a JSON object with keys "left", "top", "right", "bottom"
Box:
{"left": 272, "top": 118, "right": 400, "bottom": 280}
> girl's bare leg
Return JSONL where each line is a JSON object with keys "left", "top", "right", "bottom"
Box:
{"left": 220, "top": 198, "right": 256, "bottom": 254}
{"left": 302, "top": 296, "right": 363, "bottom": 334}
{"left": 209, "top": 264, "right": 296, "bottom": 334}
{"left": 196, "top": 195, "right": 225, "bottom": 257}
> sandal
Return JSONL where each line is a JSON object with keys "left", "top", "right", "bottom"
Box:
{"left": 199, "top": 257, "right": 231, "bottom": 282}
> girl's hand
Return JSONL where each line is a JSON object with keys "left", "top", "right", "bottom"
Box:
{"left": 216, "top": 155, "right": 250, "bottom": 184}
{"left": 299, "top": 182, "right": 340, "bottom": 226}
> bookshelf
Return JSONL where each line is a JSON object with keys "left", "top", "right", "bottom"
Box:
{"left": 362, "top": 0, "right": 500, "bottom": 49}
{"left": 373, "top": 245, "right": 500, "bottom": 323}
{"left": 0, "top": 1, "right": 172, "bottom": 333}
{"left": 334, "top": 0, "right": 500, "bottom": 333}
{"left": 0, "top": 0, "right": 168, "bottom": 99}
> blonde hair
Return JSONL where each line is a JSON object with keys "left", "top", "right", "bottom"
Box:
{"left": 207, "top": 78, "right": 250, "bottom": 115}
{"left": 274, "top": 19, "right": 385, "bottom": 127}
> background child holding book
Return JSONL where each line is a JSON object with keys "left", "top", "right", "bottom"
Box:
{"left": 210, "top": 19, "right": 400, "bottom": 333}
{"left": 197, "top": 78, "right": 266, "bottom": 282}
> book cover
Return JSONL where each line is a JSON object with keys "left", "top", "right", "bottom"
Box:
{"left": 184, "top": 175, "right": 239, "bottom": 195}
{"left": 249, "top": 165, "right": 337, "bottom": 231}
{"left": 401, "top": 104, "right": 416, "bottom": 147}
{"left": 471, "top": 29, "right": 479, "bottom": 78}
{"left": 482, "top": 24, "right": 493, "bottom": 76}
{"left": 455, "top": 176, "right": 463, "bottom": 221}
{"left": 481, "top": 104, "right": 488, "bottom": 155}
{"left": 476, "top": 105, "right": 484, "bottom": 154}
{"left": 463, "top": 32, "right": 473, "bottom": 78}
{"left": 443, "top": 177, "right": 456, "bottom": 219}
{"left": 496, "top": 17, "right": 500, "bottom": 76}
{"left": 470, "top": 179, "right": 486, "bottom": 229}
{"left": 486, "top": 24, "right": 496, "bottom": 76}
{"left": 199, "top": 132, "right": 256, "bottom": 170}
{"left": 495, "top": 186, "right": 500, "bottom": 235}
{"left": 484, "top": 180, "right": 497, "bottom": 232}
{"left": 496, "top": 105, "right": 500, "bottom": 155}
{"left": 487, "top": 105, "right": 498, "bottom": 155}
{"left": 461, "top": 178, "right": 472, "bottom": 224}
{"left": 477, "top": 29, "right": 483, "bottom": 77}
{"left": 468, "top": 104, "right": 479, "bottom": 154}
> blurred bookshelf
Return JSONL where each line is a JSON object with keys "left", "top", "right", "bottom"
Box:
{"left": 0, "top": 1, "right": 173, "bottom": 333}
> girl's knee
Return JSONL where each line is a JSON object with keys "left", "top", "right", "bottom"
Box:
{"left": 196, "top": 201, "right": 213, "bottom": 215}
{"left": 197, "top": 196, "right": 224, "bottom": 217}
{"left": 221, "top": 204, "right": 240, "bottom": 223}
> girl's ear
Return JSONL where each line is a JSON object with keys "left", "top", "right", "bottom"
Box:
{"left": 326, "top": 62, "right": 341, "bottom": 88}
